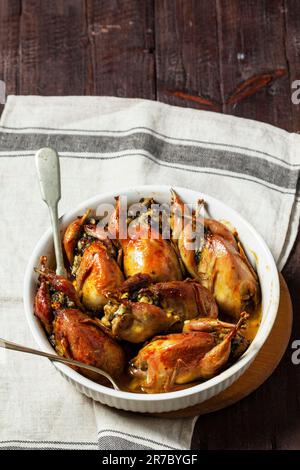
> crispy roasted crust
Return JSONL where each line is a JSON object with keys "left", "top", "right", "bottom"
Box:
{"left": 103, "top": 300, "right": 180, "bottom": 343}
{"left": 63, "top": 210, "right": 90, "bottom": 265}
{"left": 76, "top": 241, "right": 124, "bottom": 311}
{"left": 130, "top": 315, "right": 249, "bottom": 393}
{"left": 53, "top": 308, "right": 125, "bottom": 379}
{"left": 198, "top": 225, "right": 261, "bottom": 319}
{"left": 130, "top": 332, "right": 215, "bottom": 393}
{"left": 122, "top": 236, "right": 183, "bottom": 282}
{"left": 34, "top": 280, "right": 53, "bottom": 334}
{"left": 102, "top": 278, "right": 218, "bottom": 343}
{"left": 139, "top": 279, "right": 218, "bottom": 321}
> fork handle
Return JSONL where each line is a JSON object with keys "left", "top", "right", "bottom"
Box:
{"left": 0, "top": 337, "right": 120, "bottom": 390}
{"left": 35, "top": 147, "right": 67, "bottom": 277}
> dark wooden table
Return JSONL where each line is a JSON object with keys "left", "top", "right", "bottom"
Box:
{"left": 0, "top": 0, "right": 299, "bottom": 450}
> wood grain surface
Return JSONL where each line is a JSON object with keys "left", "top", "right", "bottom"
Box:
{"left": 0, "top": 0, "right": 299, "bottom": 450}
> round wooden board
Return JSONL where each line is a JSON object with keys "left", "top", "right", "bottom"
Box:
{"left": 149, "top": 274, "right": 293, "bottom": 418}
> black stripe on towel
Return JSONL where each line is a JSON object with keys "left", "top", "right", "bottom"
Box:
{"left": 0, "top": 131, "right": 298, "bottom": 190}
{"left": 98, "top": 430, "right": 177, "bottom": 450}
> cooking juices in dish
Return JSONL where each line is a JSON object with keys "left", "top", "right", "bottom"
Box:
{"left": 33, "top": 190, "right": 261, "bottom": 394}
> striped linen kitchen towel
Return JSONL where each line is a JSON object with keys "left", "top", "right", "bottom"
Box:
{"left": 0, "top": 96, "right": 299, "bottom": 450}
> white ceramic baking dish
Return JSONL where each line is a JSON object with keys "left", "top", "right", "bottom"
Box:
{"left": 23, "top": 185, "right": 280, "bottom": 413}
